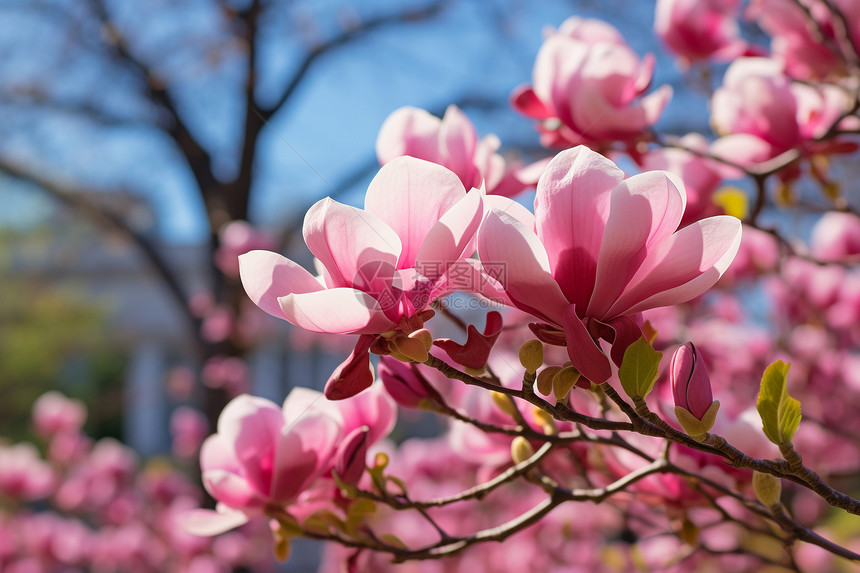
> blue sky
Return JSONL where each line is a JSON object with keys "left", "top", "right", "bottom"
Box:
{"left": 0, "top": 0, "right": 716, "bottom": 243}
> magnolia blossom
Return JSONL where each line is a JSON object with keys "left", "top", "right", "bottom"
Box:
{"left": 640, "top": 133, "right": 728, "bottom": 226}
{"left": 811, "top": 212, "right": 860, "bottom": 262}
{"left": 748, "top": 0, "right": 860, "bottom": 80}
{"left": 376, "top": 105, "right": 538, "bottom": 197}
{"left": 31, "top": 392, "right": 87, "bottom": 439}
{"left": 655, "top": 0, "right": 748, "bottom": 65}
{"left": 181, "top": 386, "right": 395, "bottom": 537}
{"left": 477, "top": 146, "right": 742, "bottom": 383}
{"left": 512, "top": 17, "right": 672, "bottom": 148}
{"left": 710, "top": 58, "right": 852, "bottom": 168}
{"left": 239, "top": 156, "right": 484, "bottom": 399}
{"left": 181, "top": 390, "right": 343, "bottom": 536}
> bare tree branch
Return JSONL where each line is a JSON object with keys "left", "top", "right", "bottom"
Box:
{"left": 259, "top": 0, "right": 452, "bottom": 121}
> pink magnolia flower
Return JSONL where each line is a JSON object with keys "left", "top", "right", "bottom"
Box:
{"left": 0, "top": 443, "right": 55, "bottom": 501}
{"left": 376, "top": 105, "right": 539, "bottom": 197}
{"left": 655, "top": 0, "right": 749, "bottom": 65}
{"left": 181, "top": 390, "right": 343, "bottom": 536}
{"left": 811, "top": 212, "right": 860, "bottom": 262}
{"left": 32, "top": 391, "right": 87, "bottom": 439}
{"left": 511, "top": 17, "right": 672, "bottom": 148}
{"left": 477, "top": 146, "right": 742, "bottom": 384}
{"left": 748, "top": 0, "right": 860, "bottom": 80}
{"left": 239, "top": 156, "right": 484, "bottom": 399}
{"left": 170, "top": 407, "right": 209, "bottom": 459}
{"left": 710, "top": 58, "right": 852, "bottom": 168}
{"left": 639, "top": 133, "right": 727, "bottom": 226}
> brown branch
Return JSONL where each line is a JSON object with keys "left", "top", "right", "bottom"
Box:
{"left": 85, "top": 0, "right": 216, "bottom": 200}
{"left": 355, "top": 442, "right": 554, "bottom": 510}
{"left": 259, "top": 0, "right": 451, "bottom": 121}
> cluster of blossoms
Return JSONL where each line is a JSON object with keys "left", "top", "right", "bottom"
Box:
{"left": 0, "top": 1, "right": 851, "bottom": 571}
{"left": 171, "top": 1, "right": 860, "bottom": 569}
{"left": 0, "top": 393, "right": 273, "bottom": 573}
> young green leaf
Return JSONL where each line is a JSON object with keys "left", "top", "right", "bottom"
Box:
{"left": 756, "top": 360, "right": 801, "bottom": 445}
{"left": 618, "top": 337, "right": 663, "bottom": 399}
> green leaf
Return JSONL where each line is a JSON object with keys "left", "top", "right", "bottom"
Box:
{"left": 756, "top": 361, "right": 802, "bottom": 445}
{"left": 618, "top": 337, "right": 663, "bottom": 399}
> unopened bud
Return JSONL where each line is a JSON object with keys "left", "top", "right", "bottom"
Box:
{"left": 511, "top": 436, "right": 535, "bottom": 464}
{"left": 391, "top": 334, "right": 429, "bottom": 363}
{"left": 519, "top": 340, "right": 544, "bottom": 375}
{"left": 491, "top": 392, "right": 516, "bottom": 418}
{"left": 536, "top": 366, "right": 562, "bottom": 396}
{"left": 552, "top": 366, "right": 581, "bottom": 401}
{"left": 752, "top": 471, "right": 782, "bottom": 509}
{"left": 409, "top": 329, "right": 433, "bottom": 352}
{"left": 335, "top": 426, "right": 370, "bottom": 486}
{"left": 531, "top": 407, "right": 557, "bottom": 435}
{"left": 671, "top": 343, "right": 716, "bottom": 424}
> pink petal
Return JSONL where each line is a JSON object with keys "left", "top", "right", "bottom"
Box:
{"left": 179, "top": 507, "right": 249, "bottom": 537}
{"left": 238, "top": 251, "right": 323, "bottom": 319}
{"left": 588, "top": 171, "right": 686, "bottom": 319}
{"left": 415, "top": 189, "right": 484, "bottom": 282}
{"left": 641, "top": 84, "right": 673, "bottom": 127}
{"left": 606, "top": 315, "right": 644, "bottom": 368}
{"left": 215, "top": 395, "right": 284, "bottom": 496}
{"left": 562, "top": 306, "right": 612, "bottom": 384}
{"left": 376, "top": 106, "right": 443, "bottom": 165}
{"left": 608, "top": 215, "right": 743, "bottom": 316}
{"left": 324, "top": 335, "right": 376, "bottom": 400}
{"left": 535, "top": 146, "right": 624, "bottom": 308}
{"left": 439, "top": 105, "right": 478, "bottom": 182}
{"left": 282, "top": 387, "right": 342, "bottom": 428}
{"left": 433, "top": 310, "right": 504, "bottom": 370}
{"left": 511, "top": 85, "right": 552, "bottom": 119}
{"left": 303, "top": 197, "right": 401, "bottom": 289}
{"left": 278, "top": 288, "right": 395, "bottom": 334}
{"left": 365, "top": 157, "right": 466, "bottom": 269}
{"left": 202, "top": 469, "right": 259, "bottom": 508}
{"left": 477, "top": 209, "right": 569, "bottom": 323}
{"left": 484, "top": 195, "right": 536, "bottom": 231}
{"left": 334, "top": 427, "right": 370, "bottom": 485}
{"left": 270, "top": 413, "right": 341, "bottom": 502}
{"left": 199, "top": 434, "right": 241, "bottom": 474}
{"left": 336, "top": 382, "right": 397, "bottom": 444}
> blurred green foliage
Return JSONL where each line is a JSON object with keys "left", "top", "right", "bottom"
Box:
{"left": 0, "top": 228, "right": 127, "bottom": 442}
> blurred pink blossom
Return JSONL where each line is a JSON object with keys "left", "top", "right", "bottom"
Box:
{"left": 31, "top": 391, "right": 87, "bottom": 439}
{"left": 377, "top": 105, "right": 540, "bottom": 197}
{"left": 655, "top": 0, "right": 749, "bottom": 65}
{"left": 512, "top": 17, "right": 672, "bottom": 148}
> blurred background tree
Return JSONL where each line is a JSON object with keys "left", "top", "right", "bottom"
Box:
{"left": 0, "top": 0, "right": 682, "bottom": 447}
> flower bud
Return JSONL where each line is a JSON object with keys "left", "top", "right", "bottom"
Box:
{"left": 535, "top": 366, "right": 562, "bottom": 396}
{"left": 552, "top": 366, "right": 581, "bottom": 401}
{"left": 752, "top": 471, "right": 782, "bottom": 509}
{"left": 511, "top": 436, "right": 535, "bottom": 465}
{"left": 335, "top": 426, "right": 370, "bottom": 486}
{"left": 378, "top": 357, "right": 438, "bottom": 409}
{"left": 491, "top": 392, "right": 517, "bottom": 418}
{"left": 390, "top": 334, "right": 429, "bottom": 363}
{"left": 671, "top": 343, "right": 719, "bottom": 439}
{"left": 518, "top": 340, "right": 544, "bottom": 376}
{"left": 409, "top": 329, "right": 433, "bottom": 352}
